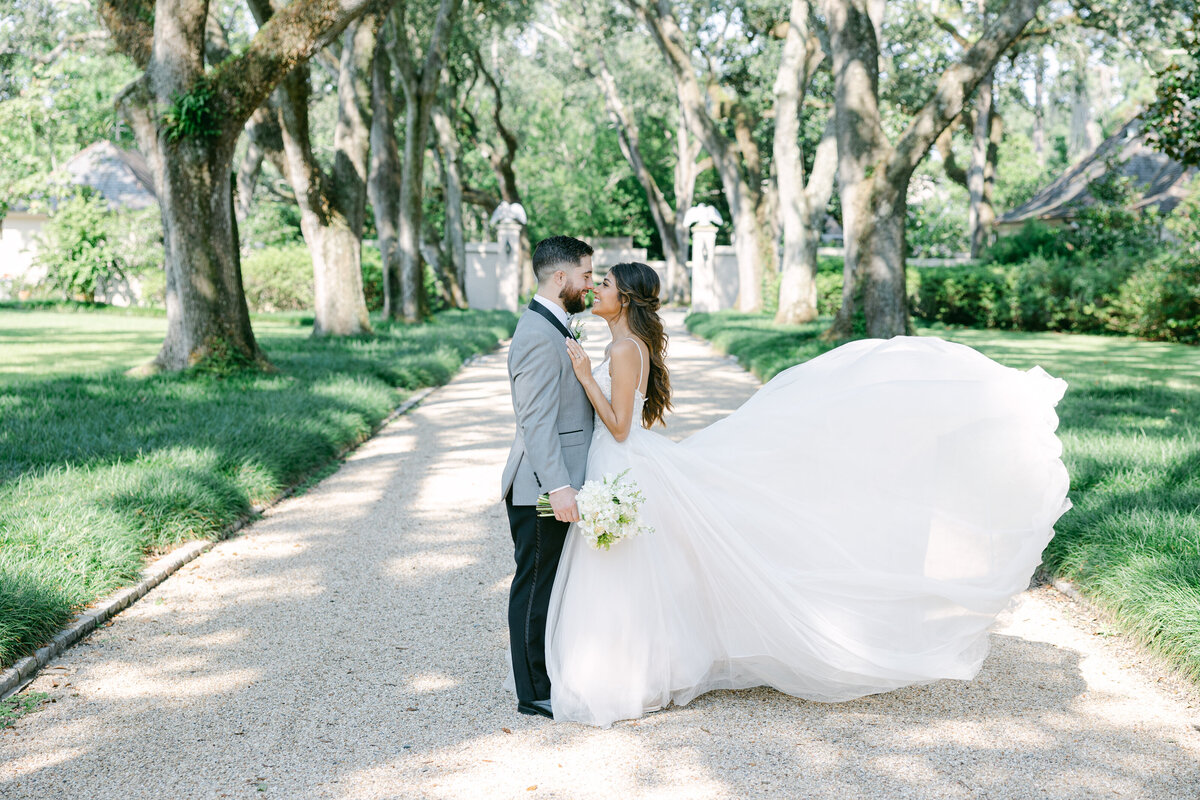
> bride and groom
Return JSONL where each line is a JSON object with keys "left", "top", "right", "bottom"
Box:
{"left": 501, "top": 235, "right": 1072, "bottom": 728}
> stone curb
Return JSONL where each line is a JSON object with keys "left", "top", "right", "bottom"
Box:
{"left": 0, "top": 351, "right": 497, "bottom": 701}
{"left": 1050, "top": 577, "right": 1088, "bottom": 606}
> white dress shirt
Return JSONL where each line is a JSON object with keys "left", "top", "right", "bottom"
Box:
{"left": 531, "top": 294, "right": 571, "bottom": 330}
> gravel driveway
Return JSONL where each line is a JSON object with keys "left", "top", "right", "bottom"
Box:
{"left": 2, "top": 310, "right": 1198, "bottom": 800}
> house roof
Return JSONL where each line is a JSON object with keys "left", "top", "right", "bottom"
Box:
{"left": 999, "top": 117, "right": 1196, "bottom": 226}
{"left": 62, "top": 140, "right": 157, "bottom": 210}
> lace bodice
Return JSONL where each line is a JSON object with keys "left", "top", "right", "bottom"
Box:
{"left": 592, "top": 339, "right": 646, "bottom": 443}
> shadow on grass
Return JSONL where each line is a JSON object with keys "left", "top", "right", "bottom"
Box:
{"left": 685, "top": 312, "right": 836, "bottom": 382}
{"left": 2, "top": 337, "right": 1196, "bottom": 797}
{"left": 0, "top": 309, "right": 517, "bottom": 668}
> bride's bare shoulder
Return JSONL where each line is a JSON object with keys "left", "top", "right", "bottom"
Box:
{"left": 608, "top": 337, "right": 644, "bottom": 365}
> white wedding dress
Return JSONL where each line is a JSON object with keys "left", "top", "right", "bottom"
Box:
{"left": 544, "top": 335, "right": 1071, "bottom": 727}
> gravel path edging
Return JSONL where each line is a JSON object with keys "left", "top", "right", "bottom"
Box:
{"left": 6, "top": 313, "right": 1200, "bottom": 799}
{"left": 0, "top": 376, "right": 453, "bottom": 702}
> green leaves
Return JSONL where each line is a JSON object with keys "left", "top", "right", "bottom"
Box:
{"left": 33, "top": 190, "right": 160, "bottom": 302}
{"left": 162, "top": 79, "right": 223, "bottom": 144}
{"left": 1143, "top": 27, "right": 1200, "bottom": 167}
{"left": 0, "top": 691, "right": 49, "bottom": 730}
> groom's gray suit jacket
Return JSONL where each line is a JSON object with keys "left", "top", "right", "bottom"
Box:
{"left": 501, "top": 304, "right": 594, "bottom": 506}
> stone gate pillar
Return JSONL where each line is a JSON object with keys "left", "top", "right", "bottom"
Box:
{"left": 685, "top": 204, "right": 724, "bottom": 312}
{"left": 495, "top": 220, "right": 522, "bottom": 313}
{"left": 490, "top": 202, "right": 527, "bottom": 313}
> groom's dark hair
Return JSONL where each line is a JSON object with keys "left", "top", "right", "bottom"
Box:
{"left": 532, "top": 236, "right": 594, "bottom": 282}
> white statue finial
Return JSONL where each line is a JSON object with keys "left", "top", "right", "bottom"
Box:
{"left": 683, "top": 204, "right": 723, "bottom": 228}
{"left": 490, "top": 202, "right": 527, "bottom": 226}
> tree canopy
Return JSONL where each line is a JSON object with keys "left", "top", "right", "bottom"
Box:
{"left": 1, "top": 0, "right": 1194, "bottom": 359}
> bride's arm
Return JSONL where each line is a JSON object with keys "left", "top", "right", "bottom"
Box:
{"left": 566, "top": 337, "right": 641, "bottom": 443}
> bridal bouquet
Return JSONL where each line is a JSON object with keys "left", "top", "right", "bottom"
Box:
{"left": 537, "top": 469, "right": 652, "bottom": 550}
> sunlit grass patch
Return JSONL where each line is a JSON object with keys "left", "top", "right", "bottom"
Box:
{"left": 0, "top": 308, "right": 517, "bottom": 669}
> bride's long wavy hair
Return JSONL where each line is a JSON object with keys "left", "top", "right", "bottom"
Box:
{"left": 609, "top": 262, "right": 672, "bottom": 428}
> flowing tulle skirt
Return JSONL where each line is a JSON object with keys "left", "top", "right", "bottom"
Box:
{"left": 544, "top": 335, "right": 1072, "bottom": 727}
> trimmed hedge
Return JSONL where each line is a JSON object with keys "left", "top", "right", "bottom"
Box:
{"left": 911, "top": 252, "right": 1200, "bottom": 343}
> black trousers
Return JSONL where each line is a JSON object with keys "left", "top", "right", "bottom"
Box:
{"left": 505, "top": 491, "right": 569, "bottom": 704}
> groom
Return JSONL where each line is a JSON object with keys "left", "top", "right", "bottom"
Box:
{"left": 501, "top": 235, "right": 595, "bottom": 719}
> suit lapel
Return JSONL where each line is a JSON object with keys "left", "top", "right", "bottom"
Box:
{"left": 527, "top": 298, "right": 575, "bottom": 340}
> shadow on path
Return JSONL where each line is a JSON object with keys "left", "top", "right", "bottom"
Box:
{"left": 2, "top": 311, "right": 1197, "bottom": 800}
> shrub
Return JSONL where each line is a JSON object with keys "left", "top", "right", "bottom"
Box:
{"left": 241, "top": 245, "right": 315, "bottom": 312}
{"left": 982, "top": 220, "right": 1072, "bottom": 264}
{"left": 1014, "top": 252, "right": 1139, "bottom": 333}
{"left": 923, "top": 170, "right": 1193, "bottom": 340}
{"left": 34, "top": 189, "right": 161, "bottom": 302}
{"left": 239, "top": 197, "right": 304, "bottom": 250}
{"left": 1113, "top": 253, "right": 1200, "bottom": 343}
{"left": 362, "top": 245, "right": 384, "bottom": 311}
{"left": 1069, "top": 168, "right": 1163, "bottom": 257}
{"left": 912, "top": 264, "right": 1018, "bottom": 328}
{"left": 815, "top": 271, "right": 844, "bottom": 317}
{"left": 912, "top": 251, "right": 1199, "bottom": 341}
{"left": 907, "top": 190, "right": 968, "bottom": 257}
{"left": 241, "top": 243, "right": 445, "bottom": 315}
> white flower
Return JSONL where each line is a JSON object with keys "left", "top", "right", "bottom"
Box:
{"left": 574, "top": 469, "right": 652, "bottom": 550}
{"left": 537, "top": 470, "right": 652, "bottom": 550}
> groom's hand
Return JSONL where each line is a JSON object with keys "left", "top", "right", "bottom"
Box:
{"left": 548, "top": 487, "right": 581, "bottom": 523}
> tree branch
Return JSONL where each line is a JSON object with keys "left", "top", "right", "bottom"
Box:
{"left": 209, "top": 0, "right": 378, "bottom": 132}
{"left": 931, "top": 13, "right": 970, "bottom": 49}
{"left": 470, "top": 45, "right": 520, "bottom": 202}
{"left": 805, "top": 116, "right": 839, "bottom": 210}
{"left": 35, "top": 30, "right": 110, "bottom": 65}
{"left": 97, "top": 0, "right": 154, "bottom": 68}
{"left": 626, "top": 0, "right": 735, "bottom": 172}
{"left": 461, "top": 185, "right": 500, "bottom": 209}
{"left": 936, "top": 115, "right": 969, "bottom": 188}
{"left": 889, "top": 0, "right": 1042, "bottom": 183}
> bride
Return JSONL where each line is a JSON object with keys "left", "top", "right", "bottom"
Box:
{"left": 544, "top": 261, "right": 1072, "bottom": 728}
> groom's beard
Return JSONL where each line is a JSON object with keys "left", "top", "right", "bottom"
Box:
{"left": 561, "top": 284, "right": 587, "bottom": 314}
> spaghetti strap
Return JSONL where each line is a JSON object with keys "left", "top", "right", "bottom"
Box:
{"left": 623, "top": 337, "right": 646, "bottom": 393}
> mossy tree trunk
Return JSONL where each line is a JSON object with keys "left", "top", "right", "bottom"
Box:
{"left": 430, "top": 101, "right": 469, "bottom": 308}
{"left": 774, "top": 0, "right": 838, "bottom": 325}
{"left": 249, "top": 0, "right": 387, "bottom": 337}
{"left": 368, "top": 34, "right": 403, "bottom": 319}
{"left": 99, "top": 0, "right": 378, "bottom": 371}
{"left": 821, "top": 0, "right": 1043, "bottom": 339}
{"left": 387, "top": 0, "right": 462, "bottom": 323}
{"left": 632, "top": 0, "right": 774, "bottom": 312}
{"left": 550, "top": 12, "right": 697, "bottom": 305}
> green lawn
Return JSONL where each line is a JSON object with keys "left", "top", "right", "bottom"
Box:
{"left": 687, "top": 311, "right": 1200, "bottom": 682}
{"left": 0, "top": 307, "right": 517, "bottom": 670}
